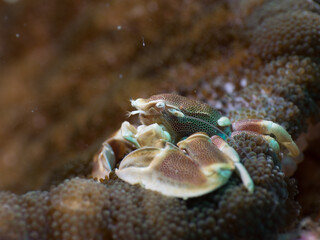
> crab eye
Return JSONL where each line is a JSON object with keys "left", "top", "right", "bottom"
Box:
{"left": 156, "top": 102, "right": 165, "bottom": 108}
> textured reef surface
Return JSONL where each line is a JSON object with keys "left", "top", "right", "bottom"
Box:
{"left": 0, "top": 0, "right": 319, "bottom": 239}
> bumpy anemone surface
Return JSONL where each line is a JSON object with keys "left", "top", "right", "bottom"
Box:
{"left": 0, "top": 0, "right": 319, "bottom": 239}
{"left": 0, "top": 131, "right": 301, "bottom": 240}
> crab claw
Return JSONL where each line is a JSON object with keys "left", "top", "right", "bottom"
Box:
{"left": 179, "top": 133, "right": 254, "bottom": 193}
{"left": 177, "top": 133, "right": 235, "bottom": 175}
{"left": 232, "top": 119, "right": 300, "bottom": 157}
{"left": 116, "top": 141, "right": 234, "bottom": 199}
{"left": 92, "top": 142, "right": 116, "bottom": 180}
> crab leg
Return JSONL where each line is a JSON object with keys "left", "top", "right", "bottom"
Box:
{"left": 211, "top": 135, "right": 254, "bottom": 193}
{"left": 232, "top": 119, "right": 300, "bottom": 157}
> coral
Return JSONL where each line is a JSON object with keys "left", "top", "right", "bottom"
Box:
{"left": 0, "top": 192, "right": 25, "bottom": 240}
{"left": 21, "top": 191, "right": 49, "bottom": 240}
{"left": 0, "top": 135, "right": 302, "bottom": 240}
{"left": 243, "top": 0, "right": 320, "bottom": 29}
{"left": 189, "top": 5, "right": 320, "bottom": 139}
{"left": 248, "top": 10, "right": 320, "bottom": 60}
{"left": 0, "top": 191, "right": 49, "bottom": 240}
{"left": 224, "top": 55, "right": 320, "bottom": 138}
{"left": 48, "top": 178, "right": 109, "bottom": 240}
{"left": 0, "top": 0, "right": 319, "bottom": 239}
{"left": 0, "top": 165, "right": 299, "bottom": 240}
{"left": 103, "top": 168, "right": 297, "bottom": 240}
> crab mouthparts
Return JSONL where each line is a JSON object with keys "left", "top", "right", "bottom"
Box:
{"left": 130, "top": 98, "right": 148, "bottom": 109}
{"left": 129, "top": 99, "right": 149, "bottom": 116}
{"left": 128, "top": 110, "right": 146, "bottom": 116}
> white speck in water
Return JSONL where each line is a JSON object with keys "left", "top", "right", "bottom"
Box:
{"left": 31, "top": 107, "right": 38, "bottom": 113}
{"left": 16, "top": 33, "right": 20, "bottom": 38}
{"left": 119, "top": 74, "right": 123, "bottom": 79}
{"left": 215, "top": 101, "right": 223, "bottom": 109}
{"left": 117, "top": 25, "right": 122, "bottom": 30}
{"left": 240, "top": 78, "right": 247, "bottom": 87}
{"left": 142, "top": 37, "right": 145, "bottom": 47}
{"left": 224, "top": 82, "right": 235, "bottom": 94}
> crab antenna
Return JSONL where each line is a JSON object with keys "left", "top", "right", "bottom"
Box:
{"left": 181, "top": 115, "right": 253, "bottom": 161}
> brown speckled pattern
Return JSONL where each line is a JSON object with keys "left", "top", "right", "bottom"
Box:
{"left": 0, "top": 0, "right": 319, "bottom": 239}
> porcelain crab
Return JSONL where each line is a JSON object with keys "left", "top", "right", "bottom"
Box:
{"left": 92, "top": 94, "right": 300, "bottom": 199}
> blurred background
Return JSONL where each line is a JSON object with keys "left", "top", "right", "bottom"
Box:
{"left": 0, "top": 0, "right": 175, "bottom": 192}
{"left": 0, "top": 1, "right": 319, "bottom": 231}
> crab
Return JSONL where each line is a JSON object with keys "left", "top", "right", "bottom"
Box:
{"left": 92, "top": 94, "right": 300, "bottom": 199}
